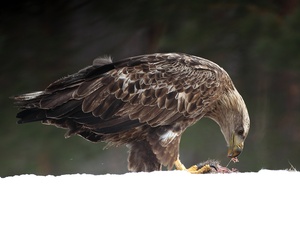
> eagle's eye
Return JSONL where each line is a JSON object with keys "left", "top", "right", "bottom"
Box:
{"left": 237, "top": 128, "right": 244, "bottom": 137}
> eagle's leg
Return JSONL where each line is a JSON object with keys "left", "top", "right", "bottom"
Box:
{"left": 127, "top": 141, "right": 161, "bottom": 172}
{"left": 174, "top": 159, "right": 211, "bottom": 174}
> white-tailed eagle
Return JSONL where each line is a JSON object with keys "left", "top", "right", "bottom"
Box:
{"left": 13, "top": 53, "right": 250, "bottom": 173}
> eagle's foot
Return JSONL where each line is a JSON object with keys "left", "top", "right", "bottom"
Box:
{"left": 174, "top": 158, "right": 239, "bottom": 173}
{"left": 187, "top": 164, "right": 211, "bottom": 174}
{"left": 174, "top": 159, "right": 211, "bottom": 174}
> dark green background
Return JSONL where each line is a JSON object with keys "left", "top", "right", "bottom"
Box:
{"left": 1, "top": 0, "right": 299, "bottom": 176}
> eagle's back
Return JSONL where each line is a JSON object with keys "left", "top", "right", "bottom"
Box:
{"left": 13, "top": 53, "right": 233, "bottom": 145}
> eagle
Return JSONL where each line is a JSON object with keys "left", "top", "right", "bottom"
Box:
{"left": 13, "top": 53, "right": 250, "bottom": 173}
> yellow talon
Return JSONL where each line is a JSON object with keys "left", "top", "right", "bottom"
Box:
{"left": 187, "top": 164, "right": 211, "bottom": 174}
{"left": 174, "top": 159, "right": 211, "bottom": 174}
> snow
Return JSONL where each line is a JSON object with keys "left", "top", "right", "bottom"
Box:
{"left": 1, "top": 170, "right": 299, "bottom": 225}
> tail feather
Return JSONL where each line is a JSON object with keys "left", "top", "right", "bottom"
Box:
{"left": 12, "top": 91, "right": 45, "bottom": 108}
{"left": 14, "top": 91, "right": 45, "bottom": 101}
{"left": 16, "top": 108, "right": 46, "bottom": 124}
{"left": 12, "top": 91, "right": 47, "bottom": 124}
{"left": 11, "top": 55, "right": 149, "bottom": 144}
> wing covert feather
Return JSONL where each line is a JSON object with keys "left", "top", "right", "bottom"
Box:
{"left": 76, "top": 53, "right": 231, "bottom": 127}
{"left": 36, "top": 53, "right": 232, "bottom": 129}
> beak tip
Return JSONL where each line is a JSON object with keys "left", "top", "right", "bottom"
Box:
{"left": 227, "top": 148, "right": 243, "bottom": 158}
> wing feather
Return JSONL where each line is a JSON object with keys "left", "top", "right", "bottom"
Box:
{"left": 100, "top": 54, "right": 228, "bottom": 126}
{"left": 76, "top": 77, "right": 104, "bottom": 97}
{"left": 75, "top": 53, "right": 230, "bottom": 128}
{"left": 82, "top": 87, "right": 109, "bottom": 113}
{"left": 15, "top": 53, "right": 233, "bottom": 143}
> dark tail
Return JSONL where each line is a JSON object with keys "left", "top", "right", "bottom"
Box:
{"left": 12, "top": 91, "right": 47, "bottom": 124}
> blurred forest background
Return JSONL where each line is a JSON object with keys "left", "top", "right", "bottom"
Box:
{"left": 1, "top": 0, "right": 300, "bottom": 176}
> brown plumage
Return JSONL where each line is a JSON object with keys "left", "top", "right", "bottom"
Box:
{"left": 13, "top": 53, "right": 250, "bottom": 172}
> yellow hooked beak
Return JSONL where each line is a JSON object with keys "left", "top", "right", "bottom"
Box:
{"left": 227, "top": 133, "right": 244, "bottom": 158}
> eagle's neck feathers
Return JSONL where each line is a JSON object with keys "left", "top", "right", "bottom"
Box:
{"left": 205, "top": 87, "right": 249, "bottom": 145}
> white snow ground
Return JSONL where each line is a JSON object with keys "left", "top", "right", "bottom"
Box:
{"left": 1, "top": 170, "right": 299, "bottom": 225}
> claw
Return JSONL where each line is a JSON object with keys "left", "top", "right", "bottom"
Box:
{"left": 174, "top": 159, "right": 212, "bottom": 174}
{"left": 174, "top": 158, "right": 238, "bottom": 174}
{"left": 187, "top": 164, "right": 211, "bottom": 174}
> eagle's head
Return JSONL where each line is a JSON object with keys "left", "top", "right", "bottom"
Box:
{"left": 208, "top": 88, "right": 250, "bottom": 159}
{"left": 222, "top": 88, "right": 250, "bottom": 159}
